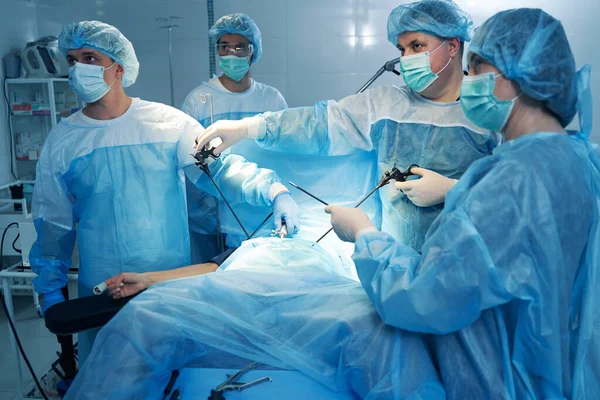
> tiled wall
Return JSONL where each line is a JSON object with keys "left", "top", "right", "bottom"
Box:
{"left": 0, "top": 0, "right": 598, "bottom": 186}
{"left": 213, "top": 0, "right": 407, "bottom": 106}
{"left": 34, "top": 0, "right": 600, "bottom": 134}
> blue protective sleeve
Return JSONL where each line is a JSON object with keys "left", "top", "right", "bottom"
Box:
{"left": 257, "top": 88, "right": 393, "bottom": 156}
{"left": 30, "top": 152, "right": 76, "bottom": 295}
{"left": 42, "top": 289, "right": 66, "bottom": 315}
{"left": 177, "top": 121, "right": 280, "bottom": 207}
{"left": 183, "top": 154, "right": 279, "bottom": 207}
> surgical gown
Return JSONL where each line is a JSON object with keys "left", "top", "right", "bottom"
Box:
{"left": 181, "top": 78, "right": 288, "bottom": 259}
{"left": 29, "top": 98, "right": 282, "bottom": 362}
{"left": 353, "top": 131, "right": 600, "bottom": 399}
{"left": 252, "top": 85, "right": 502, "bottom": 250}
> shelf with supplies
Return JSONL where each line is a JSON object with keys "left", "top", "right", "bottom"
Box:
{"left": 4, "top": 78, "right": 84, "bottom": 180}
{"left": 11, "top": 106, "right": 80, "bottom": 117}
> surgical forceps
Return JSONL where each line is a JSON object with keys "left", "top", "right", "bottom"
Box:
{"left": 198, "top": 93, "right": 224, "bottom": 248}
{"left": 192, "top": 145, "right": 251, "bottom": 239}
{"left": 208, "top": 362, "right": 271, "bottom": 399}
{"left": 192, "top": 145, "right": 290, "bottom": 241}
{"left": 314, "top": 163, "right": 419, "bottom": 242}
{"left": 288, "top": 181, "right": 329, "bottom": 206}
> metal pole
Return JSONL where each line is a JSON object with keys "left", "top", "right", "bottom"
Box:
{"left": 207, "top": 0, "right": 216, "bottom": 78}
{"left": 167, "top": 27, "right": 174, "bottom": 106}
{"left": 158, "top": 17, "right": 181, "bottom": 107}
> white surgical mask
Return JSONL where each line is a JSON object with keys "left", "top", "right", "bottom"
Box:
{"left": 69, "top": 62, "right": 117, "bottom": 103}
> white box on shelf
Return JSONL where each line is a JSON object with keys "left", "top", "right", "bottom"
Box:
{"left": 27, "top": 150, "right": 38, "bottom": 160}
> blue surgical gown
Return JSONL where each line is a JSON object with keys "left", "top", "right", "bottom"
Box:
{"left": 353, "top": 131, "right": 600, "bottom": 399}
{"left": 29, "top": 98, "right": 281, "bottom": 362}
{"left": 252, "top": 85, "right": 502, "bottom": 250}
{"left": 182, "top": 78, "right": 288, "bottom": 255}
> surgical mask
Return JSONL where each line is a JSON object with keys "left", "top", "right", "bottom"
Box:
{"left": 69, "top": 62, "right": 117, "bottom": 103}
{"left": 399, "top": 41, "right": 451, "bottom": 92}
{"left": 219, "top": 55, "right": 250, "bottom": 81}
{"left": 460, "top": 72, "right": 522, "bottom": 133}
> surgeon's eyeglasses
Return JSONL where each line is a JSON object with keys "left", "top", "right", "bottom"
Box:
{"left": 215, "top": 43, "right": 254, "bottom": 57}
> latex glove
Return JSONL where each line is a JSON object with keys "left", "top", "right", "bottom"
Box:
{"left": 273, "top": 192, "right": 300, "bottom": 237}
{"left": 105, "top": 272, "right": 153, "bottom": 300}
{"left": 394, "top": 167, "right": 457, "bottom": 207}
{"left": 42, "top": 289, "right": 66, "bottom": 315}
{"left": 324, "top": 205, "right": 377, "bottom": 243}
{"left": 194, "top": 119, "right": 249, "bottom": 155}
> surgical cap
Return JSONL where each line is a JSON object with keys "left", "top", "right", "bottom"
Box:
{"left": 209, "top": 13, "right": 263, "bottom": 64}
{"left": 469, "top": 9, "right": 577, "bottom": 127}
{"left": 387, "top": 0, "right": 473, "bottom": 45}
{"left": 59, "top": 21, "right": 139, "bottom": 87}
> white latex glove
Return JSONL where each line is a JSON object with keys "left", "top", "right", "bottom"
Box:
{"left": 324, "top": 205, "right": 377, "bottom": 243}
{"left": 394, "top": 167, "right": 457, "bottom": 207}
{"left": 194, "top": 119, "right": 249, "bottom": 155}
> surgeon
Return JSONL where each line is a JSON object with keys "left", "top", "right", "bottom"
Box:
{"left": 195, "top": 0, "right": 502, "bottom": 251}
{"left": 183, "top": 13, "right": 287, "bottom": 125}
{"left": 326, "top": 8, "right": 600, "bottom": 399}
{"left": 30, "top": 20, "right": 299, "bottom": 365}
{"left": 182, "top": 13, "right": 289, "bottom": 262}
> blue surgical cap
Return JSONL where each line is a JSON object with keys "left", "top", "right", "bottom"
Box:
{"left": 469, "top": 9, "right": 577, "bottom": 127}
{"left": 387, "top": 0, "right": 473, "bottom": 45}
{"left": 59, "top": 21, "right": 139, "bottom": 88}
{"left": 209, "top": 13, "right": 262, "bottom": 64}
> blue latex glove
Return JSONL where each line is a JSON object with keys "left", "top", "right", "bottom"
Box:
{"left": 42, "top": 289, "right": 66, "bottom": 315}
{"left": 273, "top": 192, "right": 300, "bottom": 237}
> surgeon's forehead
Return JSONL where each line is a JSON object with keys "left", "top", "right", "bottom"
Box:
{"left": 217, "top": 34, "right": 250, "bottom": 44}
{"left": 66, "top": 48, "right": 104, "bottom": 58}
{"left": 397, "top": 31, "right": 439, "bottom": 46}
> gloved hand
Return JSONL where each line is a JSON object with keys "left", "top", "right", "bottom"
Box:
{"left": 273, "top": 192, "right": 300, "bottom": 237}
{"left": 394, "top": 167, "right": 457, "bottom": 207}
{"left": 324, "top": 205, "right": 377, "bottom": 243}
{"left": 42, "top": 289, "right": 66, "bottom": 315}
{"left": 194, "top": 119, "right": 249, "bottom": 155}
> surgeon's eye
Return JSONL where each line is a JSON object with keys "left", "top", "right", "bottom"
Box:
{"left": 413, "top": 43, "right": 423, "bottom": 51}
{"left": 469, "top": 55, "right": 487, "bottom": 73}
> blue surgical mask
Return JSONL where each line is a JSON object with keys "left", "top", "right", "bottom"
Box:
{"left": 69, "top": 62, "right": 117, "bottom": 103}
{"left": 399, "top": 41, "right": 451, "bottom": 92}
{"left": 219, "top": 55, "right": 250, "bottom": 81}
{"left": 460, "top": 72, "right": 522, "bottom": 133}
